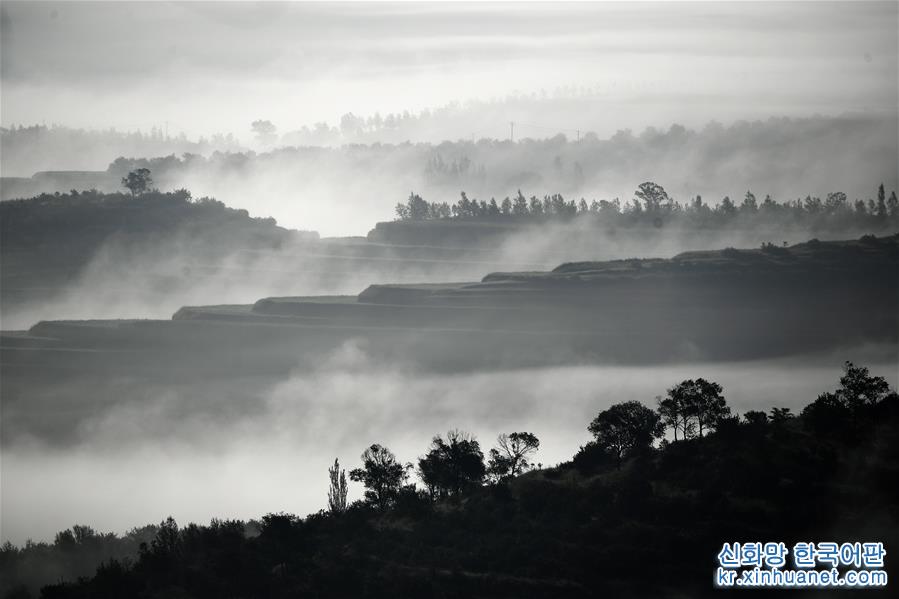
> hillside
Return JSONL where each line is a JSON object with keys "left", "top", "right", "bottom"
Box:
{"left": 0, "top": 190, "right": 316, "bottom": 315}
{"left": 3, "top": 185, "right": 897, "bottom": 330}
{"left": 0, "top": 190, "right": 551, "bottom": 328}
{"left": 186, "top": 234, "right": 899, "bottom": 364}
{"left": 3, "top": 365, "right": 897, "bottom": 598}
{"left": 4, "top": 234, "right": 896, "bottom": 381}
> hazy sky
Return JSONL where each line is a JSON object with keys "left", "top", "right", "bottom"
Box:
{"left": 2, "top": 1, "right": 897, "bottom": 140}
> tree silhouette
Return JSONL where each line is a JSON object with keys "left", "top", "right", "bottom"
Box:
{"left": 250, "top": 120, "right": 277, "bottom": 145}
{"left": 634, "top": 181, "right": 670, "bottom": 213}
{"left": 512, "top": 190, "right": 528, "bottom": 216}
{"left": 121, "top": 168, "right": 152, "bottom": 197}
{"left": 144, "top": 517, "right": 180, "bottom": 562}
{"left": 487, "top": 432, "right": 540, "bottom": 482}
{"left": 742, "top": 410, "right": 768, "bottom": 426}
{"left": 685, "top": 378, "right": 729, "bottom": 437}
{"left": 659, "top": 378, "right": 730, "bottom": 439}
{"left": 395, "top": 192, "right": 430, "bottom": 220}
{"left": 418, "top": 430, "right": 486, "bottom": 499}
{"left": 657, "top": 393, "right": 693, "bottom": 441}
{"left": 742, "top": 190, "right": 758, "bottom": 213}
{"left": 349, "top": 445, "right": 407, "bottom": 510}
{"left": 801, "top": 361, "right": 897, "bottom": 436}
{"left": 835, "top": 361, "right": 892, "bottom": 409}
{"left": 588, "top": 401, "right": 663, "bottom": 468}
{"left": 888, "top": 191, "right": 899, "bottom": 216}
{"left": 876, "top": 183, "right": 887, "bottom": 218}
{"left": 769, "top": 407, "right": 794, "bottom": 423}
{"left": 327, "top": 458, "right": 348, "bottom": 514}
{"left": 719, "top": 196, "right": 736, "bottom": 216}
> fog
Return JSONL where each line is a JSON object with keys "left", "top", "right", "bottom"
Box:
{"left": 169, "top": 114, "right": 899, "bottom": 237}
{"left": 4, "top": 114, "right": 892, "bottom": 238}
{"left": 3, "top": 339, "right": 896, "bottom": 545}
{"left": 2, "top": 2, "right": 896, "bottom": 140}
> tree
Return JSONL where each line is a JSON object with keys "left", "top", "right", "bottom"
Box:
{"left": 71, "top": 525, "right": 96, "bottom": 545}
{"left": 634, "top": 181, "right": 670, "bottom": 213}
{"left": 657, "top": 393, "right": 693, "bottom": 441}
{"left": 349, "top": 444, "right": 408, "bottom": 510}
{"left": 800, "top": 362, "right": 896, "bottom": 436}
{"left": 743, "top": 410, "right": 768, "bottom": 426}
{"left": 836, "top": 361, "right": 891, "bottom": 409}
{"left": 487, "top": 432, "right": 540, "bottom": 481}
{"left": 588, "top": 401, "right": 663, "bottom": 468}
{"left": 339, "top": 112, "right": 364, "bottom": 138}
{"left": 121, "top": 168, "right": 152, "bottom": 197}
{"left": 666, "top": 379, "right": 729, "bottom": 438}
{"left": 801, "top": 390, "right": 849, "bottom": 435}
{"left": 148, "top": 517, "right": 180, "bottom": 558}
{"left": 769, "top": 407, "right": 794, "bottom": 423}
{"left": 876, "top": 183, "right": 887, "bottom": 218}
{"left": 742, "top": 190, "right": 758, "bottom": 213}
{"left": 395, "top": 192, "right": 429, "bottom": 220}
{"left": 719, "top": 196, "right": 736, "bottom": 217}
{"left": 418, "top": 430, "right": 485, "bottom": 499}
{"left": 512, "top": 190, "right": 528, "bottom": 216}
{"left": 683, "top": 378, "right": 729, "bottom": 437}
{"left": 250, "top": 119, "right": 277, "bottom": 145}
{"left": 327, "top": 458, "right": 348, "bottom": 514}
{"left": 825, "top": 192, "right": 846, "bottom": 212}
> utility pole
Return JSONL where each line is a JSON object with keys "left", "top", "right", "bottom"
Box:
{"left": 576, "top": 129, "right": 580, "bottom": 142}
{"left": 510, "top": 121, "right": 514, "bottom": 143}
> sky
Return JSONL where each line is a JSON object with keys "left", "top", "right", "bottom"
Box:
{"left": 2, "top": 1, "right": 897, "bottom": 140}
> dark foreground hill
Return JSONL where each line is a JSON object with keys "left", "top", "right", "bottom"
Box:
{"left": 3, "top": 365, "right": 897, "bottom": 599}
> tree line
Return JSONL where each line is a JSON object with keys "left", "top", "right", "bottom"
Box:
{"left": 326, "top": 362, "right": 895, "bottom": 513}
{"left": 0, "top": 124, "right": 243, "bottom": 176}
{"left": 395, "top": 181, "right": 899, "bottom": 229}
{"left": 326, "top": 431, "right": 541, "bottom": 514}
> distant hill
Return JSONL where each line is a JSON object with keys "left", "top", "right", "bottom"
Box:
{"left": 0, "top": 190, "right": 316, "bottom": 314}
{"left": 0, "top": 171, "right": 113, "bottom": 200}
{"left": 0, "top": 189, "right": 307, "bottom": 250}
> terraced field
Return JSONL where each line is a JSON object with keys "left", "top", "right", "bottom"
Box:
{"left": 4, "top": 235, "right": 896, "bottom": 383}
